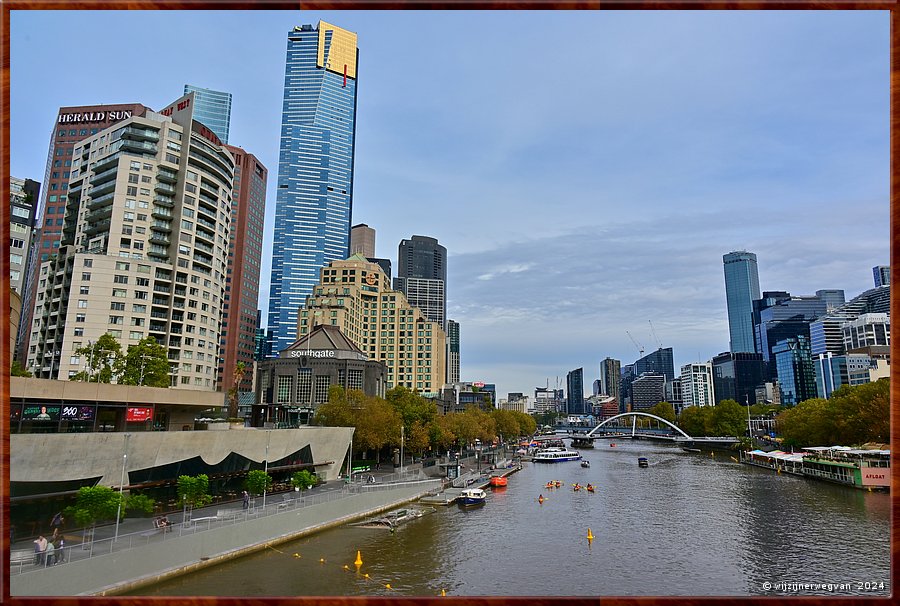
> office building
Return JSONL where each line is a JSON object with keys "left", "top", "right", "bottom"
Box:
{"left": 394, "top": 235, "right": 447, "bottom": 329}
{"left": 267, "top": 21, "right": 359, "bottom": 355}
{"left": 184, "top": 85, "right": 232, "bottom": 144}
{"left": 297, "top": 254, "right": 446, "bottom": 393}
{"left": 600, "top": 357, "right": 621, "bottom": 403}
{"left": 809, "top": 284, "right": 890, "bottom": 356}
{"left": 843, "top": 313, "right": 890, "bottom": 352}
{"left": 18, "top": 103, "right": 148, "bottom": 364}
{"left": 254, "top": 324, "right": 386, "bottom": 426}
{"left": 592, "top": 379, "right": 602, "bottom": 396}
{"left": 773, "top": 336, "right": 816, "bottom": 406}
{"left": 873, "top": 265, "right": 890, "bottom": 288}
{"left": 10, "top": 177, "right": 41, "bottom": 295}
{"left": 711, "top": 351, "right": 766, "bottom": 405}
{"left": 534, "top": 386, "right": 564, "bottom": 414}
{"left": 447, "top": 319, "right": 460, "bottom": 384}
{"left": 680, "top": 363, "right": 716, "bottom": 408}
{"left": 218, "top": 145, "right": 267, "bottom": 393}
{"left": 349, "top": 223, "right": 375, "bottom": 258}
{"left": 633, "top": 347, "right": 675, "bottom": 382}
{"left": 723, "top": 250, "right": 761, "bottom": 353}
{"left": 27, "top": 93, "right": 234, "bottom": 391}
{"left": 631, "top": 373, "right": 666, "bottom": 410}
{"left": 665, "top": 379, "right": 683, "bottom": 412}
{"left": 435, "top": 382, "right": 496, "bottom": 414}
{"left": 566, "top": 368, "right": 585, "bottom": 414}
{"left": 814, "top": 352, "right": 874, "bottom": 399}
{"left": 619, "top": 364, "right": 635, "bottom": 412}
{"left": 753, "top": 290, "right": 843, "bottom": 377}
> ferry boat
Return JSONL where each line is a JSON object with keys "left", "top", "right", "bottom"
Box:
{"left": 740, "top": 446, "right": 890, "bottom": 490}
{"left": 459, "top": 487, "right": 487, "bottom": 506}
{"left": 533, "top": 447, "right": 582, "bottom": 463}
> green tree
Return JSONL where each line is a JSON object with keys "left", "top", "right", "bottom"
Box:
{"left": 709, "top": 400, "right": 748, "bottom": 437}
{"left": 10, "top": 360, "right": 32, "bottom": 377}
{"left": 386, "top": 385, "right": 438, "bottom": 428}
{"left": 645, "top": 401, "right": 676, "bottom": 424}
{"left": 512, "top": 411, "right": 537, "bottom": 437}
{"left": 119, "top": 337, "right": 170, "bottom": 387}
{"left": 291, "top": 470, "right": 318, "bottom": 491}
{"left": 245, "top": 469, "right": 272, "bottom": 496}
{"left": 677, "top": 405, "right": 712, "bottom": 437}
{"left": 63, "top": 485, "right": 124, "bottom": 529}
{"left": 70, "top": 334, "right": 122, "bottom": 383}
{"left": 177, "top": 474, "right": 213, "bottom": 509}
{"left": 125, "top": 492, "right": 156, "bottom": 516}
{"left": 355, "top": 395, "right": 402, "bottom": 464}
{"left": 491, "top": 409, "right": 520, "bottom": 442}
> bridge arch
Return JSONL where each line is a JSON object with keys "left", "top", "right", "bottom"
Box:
{"left": 585, "top": 412, "right": 693, "bottom": 440}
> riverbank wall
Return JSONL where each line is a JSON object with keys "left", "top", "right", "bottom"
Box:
{"left": 10, "top": 481, "right": 440, "bottom": 597}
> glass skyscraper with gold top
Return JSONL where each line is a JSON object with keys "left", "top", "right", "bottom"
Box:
{"left": 267, "top": 21, "right": 359, "bottom": 355}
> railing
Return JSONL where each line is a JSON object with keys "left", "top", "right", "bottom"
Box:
{"left": 9, "top": 481, "right": 440, "bottom": 577}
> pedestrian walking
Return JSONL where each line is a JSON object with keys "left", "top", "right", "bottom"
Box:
{"left": 242, "top": 490, "right": 250, "bottom": 509}
{"left": 33, "top": 535, "right": 47, "bottom": 566}
{"left": 55, "top": 537, "right": 65, "bottom": 564}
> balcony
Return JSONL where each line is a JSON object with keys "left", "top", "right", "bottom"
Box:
{"left": 84, "top": 219, "right": 111, "bottom": 236}
{"left": 154, "top": 182, "right": 176, "bottom": 195}
{"left": 91, "top": 152, "right": 121, "bottom": 173}
{"left": 151, "top": 207, "right": 173, "bottom": 220}
{"left": 90, "top": 179, "right": 116, "bottom": 198}
{"left": 149, "top": 232, "right": 170, "bottom": 246}
{"left": 90, "top": 166, "right": 119, "bottom": 186}
{"left": 147, "top": 247, "right": 169, "bottom": 260}
{"left": 153, "top": 195, "right": 174, "bottom": 207}
{"left": 121, "top": 126, "right": 160, "bottom": 142}
{"left": 87, "top": 191, "right": 115, "bottom": 210}
{"left": 157, "top": 168, "right": 178, "bottom": 183}
{"left": 120, "top": 139, "right": 158, "bottom": 154}
{"left": 86, "top": 206, "right": 113, "bottom": 224}
{"left": 151, "top": 220, "right": 172, "bottom": 233}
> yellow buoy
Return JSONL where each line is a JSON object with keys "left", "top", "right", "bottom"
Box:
{"left": 587, "top": 529, "right": 594, "bottom": 541}
{"left": 343, "top": 565, "right": 350, "bottom": 570}
{"left": 385, "top": 583, "right": 392, "bottom": 590}
{"left": 355, "top": 550, "right": 363, "bottom": 567}
{"left": 293, "top": 553, "right": 301, "bottom": 558}
{"left": 441, "top": 589, "right": 446, "bottom": 596}
{"left": 319, "top": 558, "right": 326, "bottom": 564}
{"left": 364, "top": 573, "right": 370, "bottom": 579}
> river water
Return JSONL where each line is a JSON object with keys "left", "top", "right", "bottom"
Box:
{"left": 129, "top": 440, "right": 891, "bottom": 597}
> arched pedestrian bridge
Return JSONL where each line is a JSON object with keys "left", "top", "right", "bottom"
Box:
{"left": 563, "top": 412, "right": 739, "bottom": 448}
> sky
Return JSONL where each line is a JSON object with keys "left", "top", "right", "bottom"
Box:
{"left": 9, "top": 10, "right": 890, "bottom": 400}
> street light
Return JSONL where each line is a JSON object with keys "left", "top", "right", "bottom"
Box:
{"left": 400, "top": 425, "right": 405, "bottom": 477}
{"left": 138, "top": 353, "right": 152, "bottom": 385}
{"left": 114, "top": 433, "right": 131, "bottom": 542}
{"left": 262, "top": 430, "right": 271, "bottom": 510}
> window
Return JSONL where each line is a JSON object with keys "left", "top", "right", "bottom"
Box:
{"left": 127, "top": 186, "right": 138, "bottom": 196}
{"left": 83, "top": 258, "right": 93, "bottom": 267}
{"left": 81, "top": 272, "right": 91, "bottom": 281}
{"left": 79, "top": 286, "right": 89, "bottom": 295}
{"left": 112, "top": 289, "right": 127, "bottom": 298}
{"left": 110, "top": 302, "right": 125, "bottom": 311}
{"left": 128, "top": 174, "right": 139, "bottom": 184}
{"left": 76, "top": 314, "right": 86, "bottom": 323}
{"left": 130, "top": 331, "right": 144, "bottom": 340}
{"left": 109, "top": 316, "right": 124, "bottom": 325}
{"left": 78, "top": 299, "right": 88, "bottom": 308}
{"left": 114, "top": 275, "right": 129, "bottom": 284}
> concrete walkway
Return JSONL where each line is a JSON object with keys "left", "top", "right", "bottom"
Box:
{"left": 10, "top": 477, "right": 442, "bottom": 597}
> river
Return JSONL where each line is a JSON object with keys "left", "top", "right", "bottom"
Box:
{"left": 127, "top": 440, "right": 891, "bottom": 597}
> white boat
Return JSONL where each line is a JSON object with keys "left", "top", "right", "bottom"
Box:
{"left": 533, "top": 447, "right": 582, "bottom": 463}
{"left": 458, "top": 487, "right": 487, "bottom": 506}
{"left": 581, "top": 460, "right": 591, "bottom": 468}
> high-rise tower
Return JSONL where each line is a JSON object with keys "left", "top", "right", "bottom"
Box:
{"left": 394, "top": 235, "right": 447, "bottom": 329}
{"left": 267, "top": 21, "right": 359, "bottom": 355}
{"left": 184, "top": 85, "right": 232, "bottom": 144}
{"left": 723, "top": 250, "right": 761, "bottom": 353}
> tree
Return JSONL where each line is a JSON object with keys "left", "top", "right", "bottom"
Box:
{"left": 646, "top": 401, "right": 676, "bottom": 424}
{"left": 512, "top": 411, "right": 537, "bottom": 437}
{"left": 354, "top": 395, "right": 401, "bottom": 464}
{"left": 125, "top": 492, "right": 156, "bottom": 516}
{"left": 64, "top": 486, "right": 123, "bottom": 530}
{"left": 227, "top": 361, "right": 249, "bottom": 419}
{"left": 246, "top": 469, "right": 272, "bottom": 496}
{"left": 386, "top": 385, "right": 437, "bottom": 428}
{"left": 709, "top": 400, "right": 748, "bottom": 437}
{"left": 70, "top": 334, "right": 122, "bottom": 383}
{"left": 177, "top": 474, "right": 213, "bottom": 509}
{"left": 491, "top": 409, "right": 520, "bottom": 442}
{"left": 291, "top": 470, "right": 318, "bottom": 491}
{"left": 10, "top": 360, "right": 32, "bottom": 377}
{"left": 314, "top": 385, "right": 357, "bottom": 427}
{"left": 119, "top": 337, "right": 170, "bottom": 387}
{"left": 429, "top": 414, "right": 457, "bottom": 451}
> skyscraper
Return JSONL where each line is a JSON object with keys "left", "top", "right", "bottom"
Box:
{"left": 394, "top": 235, "right": 447, "bottom": 329}
{"left": 873, "top": 265, "right": 890, "bottom": 288}
{"left": 184, "top": 85, "right": 232, "bottom": 144}
{"left": 723, "top": 250, "right": 761, "bottom": 353}
{"left": 447, "top": 319, "right": 460, "bottom": 384}
{"left": 600, "top": 357, "right": 621, "bottom": 402}
{"left": 218, "top": 145, "right": 267, "bottom": 393}
{"left": 350, "top": 223, "right": 375, "bottom": 258}
{"left": 267, "top": 21, "right": 359, "bottom": 355}
{"left": 566, "top": 368, "right": 585, "bottom": 414}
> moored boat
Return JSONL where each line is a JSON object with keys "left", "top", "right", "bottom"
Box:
{"left": 459, "top": 487, "right": 487, "bottom": 506}
{"left": 533, "top": 447, "right": 582, "bottom": 463}
{"left": 489, "top": 475, "right": 508, "bottom": 488}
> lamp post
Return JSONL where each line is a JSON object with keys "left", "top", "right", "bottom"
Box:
{"left": 114, "top": 433, "right": 130, "bottom": 542}
{"left": 262, "top": 429, "right": 271, "bottom": 510}
{"left": 138, "top": 353, "right": 151, "bottom": 386}
{"left": 400, "top": 425, "right": 405, "bottom": 477}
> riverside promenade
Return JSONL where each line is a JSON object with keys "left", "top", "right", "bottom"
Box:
{"left": 9, "top": 474, "right": 442, "bottom": 597}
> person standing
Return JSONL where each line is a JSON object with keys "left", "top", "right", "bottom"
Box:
{"left": 44, "top": 540, "right": 56, "bottom": 566}
{"left": 55, "top": 537, "right": 65, "bottom": 564}
{"left": 242, "top": 490, "right": 250, "bottom": 509}
{"left": 33, "top": 535, "right": 47, "bottom": 566}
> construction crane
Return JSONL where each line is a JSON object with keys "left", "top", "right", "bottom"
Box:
{"left": 649, "top": 320, "right": 663, "bottom": 349}
{"left": 626, "top": 330, "right": 644, "bottom": 357}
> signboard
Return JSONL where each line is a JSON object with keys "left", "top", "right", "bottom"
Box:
{"left": 126, "top": 406, "right": 154, "bottom": 422}
{"left": 23, "top": 404, "right": 60, "bottom": 421}
{"left": 61, "top": 405, "right": 96, "bottom": 421}
{"left": 289, "top": 350, "right": 336, "bottom": 359}
{"left": 58, "top": 110, "right": 132, "bottom": 124}
{"left": 473, "top": 381, "right": 485, "bottom": 388}
{"left": 861, "top": 468, "right": 890, "bottom": 487}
